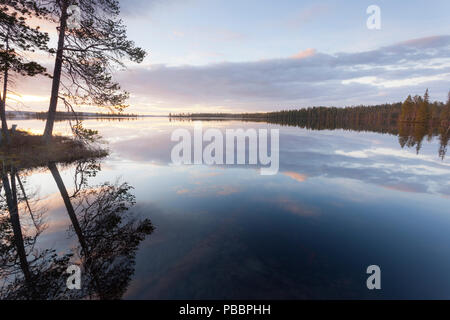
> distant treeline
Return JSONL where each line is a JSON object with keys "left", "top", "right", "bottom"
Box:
{"left": 170, "top": 90, "right": 450, "bottom": 130}
{"left": 18, "top": 112, "right": 140, "bottom": 121}
{"left": 33, "top": 111, "right": 141, "bottom": 119}
{"left": 6, "top": 111, "right": 142, "bottom": 120}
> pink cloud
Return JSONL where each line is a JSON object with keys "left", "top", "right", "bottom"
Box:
{"left": 291, "top": 48, "right": 316, "bottom": 59}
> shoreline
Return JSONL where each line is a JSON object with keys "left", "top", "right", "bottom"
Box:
{"left": 0, "top": 130, "right": 109, "bottom": 171}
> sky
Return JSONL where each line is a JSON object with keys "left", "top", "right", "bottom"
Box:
{"left": 8, "top": 0, "right": 450, "bottom": 115}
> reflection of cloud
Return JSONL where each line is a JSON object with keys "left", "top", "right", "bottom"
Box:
{"left": 382, "top": 183, "right": 428, "bottom": 194}
{"left": 216, "top": 186, "right": 238, "bottom": 196}
{"left": 334, "top": 148, "right": 450, "bottom": 174}
{"left": 107, "top": 126, "right": 450, "bottom": 197}
{"left": 273, "top": 197, "right": 319, "bottom": 217}
{"left": 335, "top": 150, "right": 369, "bottom": 159}
{"left": 112, "top": 133, "right": 172, "bottom": 164}
{"left": 125, "top": 208, "right": 240, "bottom": 299}
{"left": 175, "top": 185, "right": 239, "bottom": 197}
{"left": 283, "top": 171, "right": 308, "bottom": 183}
{"left": 190, "top": 171, "right": 222, "bottom": 179}
{"left": 280, "top": 133, "right": 450, "bottom": 197}
{"left": 438, "top": 185, "right": 450, "bottom": 196}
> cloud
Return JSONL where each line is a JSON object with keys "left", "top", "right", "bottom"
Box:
{"left": 10, "top": 35, "right": 450, "bottom": 114}
{"left": 119, "top": 0, "right": 162, "bottom": 15}
{"left": 119, "top": 0, "right": 185, "bottom": 17}
{"left": 291, "top": 48, "right": 316, "bottom": 59}
{"left": 117, "top": 35, "right": 450, "bottom": 113}
{"left": 398, "top": 36, "right": 450, "bottom": 49}
{"left": 172, "top": 31, "right": 185, "bottom": 38}
{"left": 288, "top": 4, "right": 330, "bottom": 28}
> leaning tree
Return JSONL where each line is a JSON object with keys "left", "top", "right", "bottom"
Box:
{"left": 36, "top": 0, "right": 146, "bottom": 142}
{"left": 0, "top": 0, "right": 49, "bottom": 143}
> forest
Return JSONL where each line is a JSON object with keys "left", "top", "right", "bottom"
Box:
{"left": 171, "top": 90, "right": 450, "bottom": 128}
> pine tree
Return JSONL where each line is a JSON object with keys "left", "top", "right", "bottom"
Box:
{"left": 0, "top": 0, "right": 49, "bottom": 143}
{"left": 400, "top": 95, "right": 414, "bottom": 122}
{"left": 416, "top": 89, "right": 431, "bottom": 123}
{"left": 38, "top": 0, "right": 147, "bottom": 142}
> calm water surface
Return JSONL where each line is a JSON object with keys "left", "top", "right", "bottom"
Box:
{"left": 3, "top": 118, "right": 450, "bottom": 299}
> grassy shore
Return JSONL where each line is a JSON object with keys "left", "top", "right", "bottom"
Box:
{"left": 0, "top": 130, "right": 108, "bottom": 170}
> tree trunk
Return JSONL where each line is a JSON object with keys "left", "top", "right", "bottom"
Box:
{"left": 48, "top": 162, "right": 105, "bottom": 296}
{"left": 0, "top": 96, "right": 9, "bottom": 144}
{"left": 48, "top": 162, "right": 88, "bottom": 252}
{"left": 0, "top": 27, "right": 11, "bottom": 144}
{"left": 43, "top": 1, "right": 69, "bottom": 142}
{"left": 1, "top": 169, "right": 32, "bottom": 284}
{"left": 16, "top": 173, "right": 39, "bottom": 230}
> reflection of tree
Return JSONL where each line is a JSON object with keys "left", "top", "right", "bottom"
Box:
{"left": 72, "top": 159, "right": 102, "bottom": 197}
{"left": 74, "top": 182, "right": 154, "bottom": 299}
{"left": 0, "top": 164, "right": 72, "bottom": 300}
{"left": 439, "top": 126, "right": 450, "bottom": 160}
{"left": 398, "top": 122, "right": 449, "bottom": 158}
{"left": 49, "top": 162, "right": 154, "bottom": 300}
{"left": 0, "top": 159, "right": 154, "bottom": 300}
{"left": 175, "top": 111, "right": 449, "bottom": 159}
{"left": 413, "top": 124, "right": 427, "bottom": 154}
{"left": 265, "top": 115, "right": 448, "bottom": 159}
{"left": 1, "top": 167, "right": 31, "bottom": 283}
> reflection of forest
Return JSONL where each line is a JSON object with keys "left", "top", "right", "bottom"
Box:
{"left": 264, "top": 118, "right": 449, "bottom": 159}
{"left": 399, "top": 123, "right": 449, "bottom": 159}
{"left": 0, "top": 158, "right": 154, "bottom": 300}
{"left": 171, "top": 116, "right": 450, "bottom": 160}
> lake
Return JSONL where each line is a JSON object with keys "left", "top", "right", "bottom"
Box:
{"left": 1, "top": 117, "right": 450, "bottom": 299}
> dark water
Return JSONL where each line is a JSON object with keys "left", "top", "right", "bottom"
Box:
{"left": 1, "top": 118, "right": 450, "bottom": 299}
